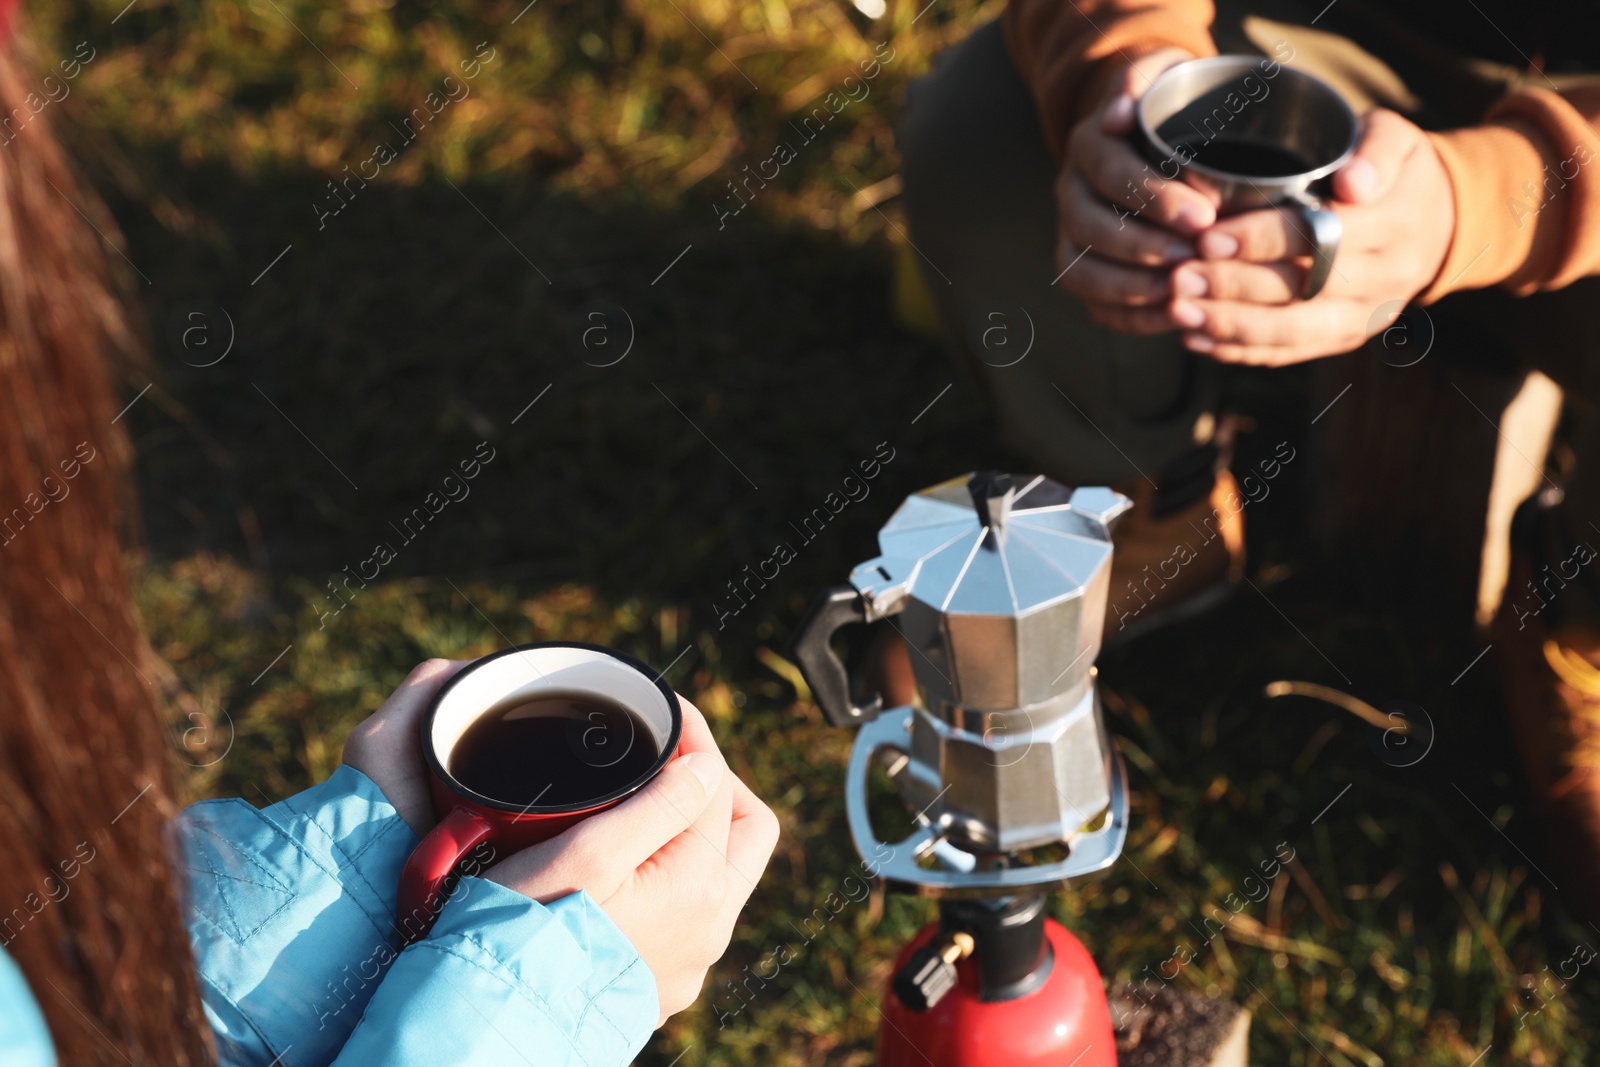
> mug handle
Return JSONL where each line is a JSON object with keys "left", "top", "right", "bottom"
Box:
{"left": 1290, "top": 192, "right": 1343, "bottom": 300}
{"left": 396, "top": 806, "right": 495, "bottom": 944}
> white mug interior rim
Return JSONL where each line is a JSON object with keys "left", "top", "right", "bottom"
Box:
{"left": 427, "top": 643, "right": 677, "bottom": 810}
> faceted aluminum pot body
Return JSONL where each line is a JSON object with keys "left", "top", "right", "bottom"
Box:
{"left": 849, "top": 475, "right": 1130, "bottom": 853}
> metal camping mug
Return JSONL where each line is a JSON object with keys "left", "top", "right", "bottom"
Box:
{"left": 394, "top": 642, "right": 682, "bottom": 942}
{"left": 1135, "top": 55, "right": 1358, "bottom": 299}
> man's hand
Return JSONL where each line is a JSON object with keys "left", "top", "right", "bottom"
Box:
{"left": 1168, "top": 108, "right": 1456, "bottom": 364}
{"left": 1055, "top": 47, "right": 1216, "bottom": 334}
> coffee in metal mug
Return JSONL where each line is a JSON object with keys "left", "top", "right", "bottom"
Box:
{"left": 395, "top": 641, "right": 682, "bottom": 942}
{"left": 1135, "top": 55, "right": 1359, "bottom": 299}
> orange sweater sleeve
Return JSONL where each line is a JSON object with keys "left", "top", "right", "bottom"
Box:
{"left": 1001, "top": 0, "right": 1218, "bottom": 157}
{"left": 1421, "top": 86, "right": 1600, "bottom": 301}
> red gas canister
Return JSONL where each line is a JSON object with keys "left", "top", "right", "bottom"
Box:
{"left": 878, "top": 904, "right": 1117, "bottom": 1067}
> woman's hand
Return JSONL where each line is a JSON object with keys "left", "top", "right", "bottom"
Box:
{"left": 342, "top": 658, "right": 470, "bottom": 837}
{"left": 482, "top": 697, "right": 780, "bottom": 1026}
{"left": 1055, "top": 47, "right": 1215, "bottom": 334}
{"left": 1168, "top": 108, "right": 1456, "bottom": 364}
{"left": 343, "top": 662, "right": 782, "bottom": 1026}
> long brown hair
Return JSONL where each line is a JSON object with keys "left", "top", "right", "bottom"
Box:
{"left": 0, "top": 23, "right": 212, "bottom": 1067}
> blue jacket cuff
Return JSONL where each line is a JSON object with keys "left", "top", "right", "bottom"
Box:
{"left": 331, "top": 877, "right": 657, "bottom": 1067}
{"left": 182, "top": 764, "right": 419, "bottom": 1066}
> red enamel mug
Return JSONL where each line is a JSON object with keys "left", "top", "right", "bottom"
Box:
{"left": 396, "top": 641, "right": 682, "bottom": 942}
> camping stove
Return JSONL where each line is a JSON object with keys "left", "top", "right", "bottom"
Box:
{"left": 794, "top": 472, "right": 1131, "bottom": 1067}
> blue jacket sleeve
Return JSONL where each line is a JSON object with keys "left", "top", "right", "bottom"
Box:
{"left": 0, "top": 947, "right": 55, "bottom": 1067}
{"left": 180, "top": 764, "right": 420, "bottom": 1066}
{"left": 331, "top": 876, "right": 658, "bottom": 1067}
{"left": 181, "top": 766, "right": 659, "bottom": 1067}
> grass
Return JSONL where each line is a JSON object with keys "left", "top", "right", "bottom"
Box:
{"left": 23, "top": 0, "right": 1600, "bottom": 1061}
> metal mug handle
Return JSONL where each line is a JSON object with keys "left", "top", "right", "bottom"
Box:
{"left": 1290, "top": 191, "right": 1342, "bottom": 300}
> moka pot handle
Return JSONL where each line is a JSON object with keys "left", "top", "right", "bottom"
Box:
{"left": 791, "top": 584, "right": 885, "bottom": 728}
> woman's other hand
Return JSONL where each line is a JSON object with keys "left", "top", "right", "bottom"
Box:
{"left": 342, "top": 658, "right": 471, "bottom": 837}
{"left": 483, "top": 697, "right": 780, "bottom": 1026}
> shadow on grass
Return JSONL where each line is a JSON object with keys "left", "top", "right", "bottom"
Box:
{"left": 113, "top": 157, "right": 1016, "bottom": 626}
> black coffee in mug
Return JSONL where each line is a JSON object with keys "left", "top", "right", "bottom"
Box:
{"left": 1160, "top": 131, "right": 1314, "bottom": 179}
{"left": 449, "top": 690, "right": 661, "bottom": 806}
